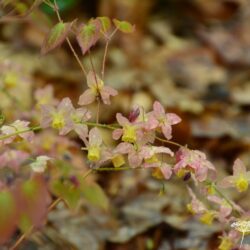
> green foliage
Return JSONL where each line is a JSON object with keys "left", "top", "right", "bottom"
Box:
{"left": 81, "top": 182, "right": 109, "bottom": 210}
{"left": 113, "top": 19, "right": 135, "bottom": 33}
{"left": 98, "top": 16, "right": 111, "bottom": 34}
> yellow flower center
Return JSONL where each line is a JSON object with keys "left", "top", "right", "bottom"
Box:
{"left": 145, "top": 154, "right": 159, "bottom": 164}
{"left": 112, "top": 154, "right": 125, "bottom": 168}
{"left": 235, "top": 176, "right": 248, "bottom": 192}
{"left": 52, "top": 113, "right": 65, "bottom": 130}
{"left": 186, "top": 203, "right": 195, "bottom": 214}
{"left": 88, "top": 146, "right": 100, "bottom": 162}
{"left": 199, "top": 211, "right": 215, "bottom": 225}
{"left": 91, "top": 79, "right": 104, "bottom": 95}
{"left": 218, "top": 238, "right": 233, "bottom": 250}
{"left": 4, "top": 73, "right": 17, "bottom": 89}
{"left": 122, "top": 125, "right": 136, "bottom": 143}
{"left": 152, "top": 168, "right": 164, "bottom": 180}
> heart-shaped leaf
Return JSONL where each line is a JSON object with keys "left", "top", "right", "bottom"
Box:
{"left": 41, "top": 21, "right": 72, "bottom": 55}
{"left": 76, "top": 19, "right": 101, "bottom": 55}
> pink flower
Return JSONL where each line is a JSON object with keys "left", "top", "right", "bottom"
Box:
{"left": 78, "top": 71, "right": 118, "bottom": 105}
{"left": 148, "top": 101, "right": 181, "bottom": 139}
{"left": 0, "top": 150, "right": 29, "bottom": 172}
{"left": 40, "top": 98, "right": 91, "bottom": 137}
{"left": 34, "top": 85, "right": 58, "bottom": 107}
{"left": 142, "top": 146, "right": 174, "bottom": 179}
{"left": 115, "top": 142, "right": 144, "bottom": 167}
{"left": 112, "top": 113, "right": 139, "bottom": 143}
{"left": 1, "top": 120, "right": 34, "bottom": 144}
{"left": 41, "top": 97, "right": 74, "bottom": 135}
{"left": 219, "top": 159, "right": 250, "bottom": 192}
{"left": 174, "top": 147, "right": 215, "bottom": 182}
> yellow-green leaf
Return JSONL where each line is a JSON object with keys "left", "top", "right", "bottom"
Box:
{"left": 97, "top": 16, "right": 111, "bottom": 33}
{"left": 113, "top": 19, "right": 135, "bottom": 33}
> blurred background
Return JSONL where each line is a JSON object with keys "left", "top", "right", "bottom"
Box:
{"left": 1, "top": 0, "right": 250, "bottom": 249}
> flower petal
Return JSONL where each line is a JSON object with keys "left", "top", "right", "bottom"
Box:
{"left": 78, "top": 89, "right": 96, "bottom": 105}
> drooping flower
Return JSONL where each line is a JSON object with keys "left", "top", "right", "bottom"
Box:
{"left": 30, "top": 156, "right": 52, "bottom": 173}
{"left": 174, "top": 147, "right": 215, "bottom": 182}
{"left": 219, "top": 159, "right": 250, "bottom": 192}
{"left": 186, "top": 187, "right": 216, "bottom": 225}
{"left": 207, "top": 195, "right": 232, "bottom": 222}
{"left": 78, "top": 71, "right": 118, "bottom": 105}
{"left": 1, "top": 120, "right": 34, "bottom": 144}
{"left": 101, "top": 148, "right": 126, "bottom": 168}
{"left": 142, "top": 146, "right": 174, "bottom": 180}
{"left": 218, "top": 230, "right": 240, "bottom": 250}
{"left": 148, "top": 101, "right": 181, "bottom": 140}
{"left": 86, "top": 127, "right": 103, "bottom": 163}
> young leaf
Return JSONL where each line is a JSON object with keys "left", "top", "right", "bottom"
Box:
{"left": 97, "top": 16, "right": 111, "bottom": 34}
{"left": 113, "top": 19, "right": 135, "bottom": 33}
{"left": 41, "top": 21, "right": 72, "bottom": 55}
{"left": 0, "top": 190, "right": 17, "bottom": 244}
{"left": 81, "top": 182, "right": 109, "bottom": 210}
{"left": 76, "top": 19, "right": 101, "bottom": 55}
{"left": 51, "top": 180, "right": 81, "bottom": 209}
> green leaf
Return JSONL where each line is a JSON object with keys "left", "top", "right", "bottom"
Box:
{"left": 76, "top": 19, "right": 101, "bottom": 55}
{"left": 113, "top": 19, "right": 135, "bottom": 33}
{"left": 41, "top": 21, "right": 72, "bottom": 55}
{"left": 51, "top": 180, "right": 81, "bottom": 209}
{"left": 19, "top": 214, "right": 32, "bottom": 233}
{"left": 81, "top": 182, "right": 109, "bottom": 210}
{"left": 97, "top": 16, "right": 111, "bottom": 33}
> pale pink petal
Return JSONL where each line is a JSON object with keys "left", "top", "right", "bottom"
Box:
{"left": 100, "top": 86, "right": 118, "bottom": 105}
{"left": 59, "top": 121, "right": 74, "bottom": 135}
{"left": 116, "top": 113, "right": 129, "bottom": 126}
{"left": 153, "top": 101, "right": 165, "bottom": 117}
{"left": 87, "top": 71, "right": 98, "bottom": 88}
{"left": 145, "top": 115, "right": 158, "bottom": 130}
{"left": 195, "top": 166, "right": 208, "bottom": 182}
{"left": 160, "top": 163, "right": 172, "bottom": 180}
{"left": 233, "top": 158, "right": 246, "bottom": 176}
{"left": 166, "top": 113, "right": 181, "bottom": 125}
{"left": 89, "top": 127, "right": 102, "bottom": 146}
{"left": 74, "top": 124, "right": 88, "bottom": 142}
{"left": 40, "top": 105, "right": 54, "bottom": 128}
{"left": 78, "top": 89, "right": 96, "bottom": 105}
{"left": 128, "top": 152, "right": 143, "bottom": 167}
{"left": 112, "top": 129, "right": 123, "bottom": 140}
{"left": 218, "top": 176, "right": 236, "bottom": 188}
{"left": 162, "top": 125, "right": 172, "bottom": 140}
{"left": 153, "top": 146, "right": 174, "bottom": 156}
{"left": 115, "top": 142, "right": 133, "bottom": 154}
{"left": 58, "top": 97, "right": 74, "bottom": 113}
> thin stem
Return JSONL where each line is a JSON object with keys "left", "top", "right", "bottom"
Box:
{"left": 155, "top": 136, "right": 182, "bottom": 148}
{"left": 240, "top": 232, "right": 245, "bottom": 248}
{"left": 53, "top": 0, "right": 87, "bottom": 77}
{"left": 101, "top": 39, "right": 109, "bottom": 79}
{"left": 96, "top": 99, "right": 100, "bottom": 124}
{"left": 0, "top": 126, "right": 41, "bottom": 141}
{"left": 95, "top": 166, "right": 143, "bottom": 171}
{"left": 83, "top": 121, "right": 118, "bottom": 130}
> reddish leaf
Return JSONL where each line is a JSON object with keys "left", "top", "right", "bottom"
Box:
{"left": 76, "top": 19, "right": 101, "bottom": 55}
{"left": 15, "top": 176, "right": 51, "bottom": 232}
{"left": 0, "top": 190, "right": 17, "bottom": 244}
{"left": 41, "top": 21, "right": 73, "bottom": 55}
